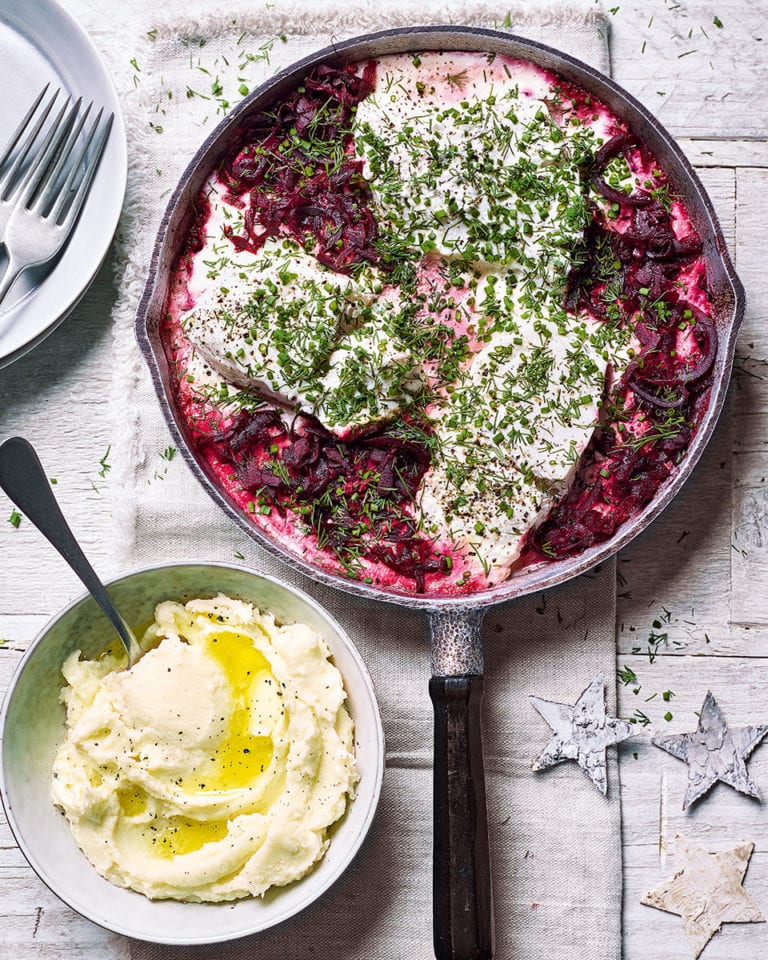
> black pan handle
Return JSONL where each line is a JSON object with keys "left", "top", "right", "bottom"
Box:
{"left": 428, "top": 610, "right": 493, "bottom": 960}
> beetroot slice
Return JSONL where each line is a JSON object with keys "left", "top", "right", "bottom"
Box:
{"left": 216, "top": 61, "right": 380, "bottom": 274}
{"left": 202, "top": 409, "right": 446, "bottom": 591}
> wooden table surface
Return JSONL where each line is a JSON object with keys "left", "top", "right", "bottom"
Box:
{"left": 1, "top": 1, "right": 767, "bottom": 957}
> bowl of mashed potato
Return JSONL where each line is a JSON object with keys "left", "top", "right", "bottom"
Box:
{"left": 0, "top": 562, "right": 384, "bottom": 944}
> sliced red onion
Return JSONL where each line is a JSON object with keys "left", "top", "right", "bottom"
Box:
{"left": 636, "top": 314, "right": 717, "bottom": 387}
{"left": 594, "top": 133, "right": 634, "bottom": 169}
{"left": 592, "top": 175, "right": 653, "bottom": 207}
{"left": 629, "top": 378, "right": 689, "bottom": 409}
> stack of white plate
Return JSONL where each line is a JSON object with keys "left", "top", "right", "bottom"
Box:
{"left": 0, "top": 0, "right": 126, "bottom": 368}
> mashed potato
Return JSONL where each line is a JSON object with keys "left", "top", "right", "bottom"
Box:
{"left": 51, "top": 594, "right": 358, "bottom": 901}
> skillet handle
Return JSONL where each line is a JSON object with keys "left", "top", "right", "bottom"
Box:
{"left": 428, "top": 611, "right": 493, "bottom": 960}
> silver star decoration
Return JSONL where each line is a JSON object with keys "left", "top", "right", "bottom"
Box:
{"left": 530, "top": 673, "right": 633, "bottom": 795}
{"left": 641, "top": 833, "right": 765, "bottom": 958}
{"left": 652, "top": 691, "right": 768, "bottom": 810}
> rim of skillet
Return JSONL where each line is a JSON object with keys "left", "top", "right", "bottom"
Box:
{"left": 0, "top": 560, "right": 386, "bottom": 944}
{"left": 135, "top": 25, "right": 746, "bottom": 614}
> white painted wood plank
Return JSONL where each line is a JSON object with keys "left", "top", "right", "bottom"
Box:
{"left": 732, "top": 448, "right": 768, "bottom": 488}
{"left": 731, "top": 352, "right": 768, "bottom": 451}
{"left": 0, "top": 616, "right": 52, "bottom": 649}
{"left": 693, "top": 167, "right": 737, "bottom": 251}
{"left": 609, "top": 0, "right": 768, "bottom": 139}
{"left": 619, "top": 621, "right": 768, "bottom": 659}
{"left": 732, "top": 169, "right": 768, "bottom": 351}
{"left": 730, "top": 169, "right": 768, "bottom": 625}
{"left": 0, "top": 649, "right": 24, "bottom": 684}
{"left": 680, "top": 138, "right": 768, "bottom": 169}
{"left": 0, "top": 848, "right": 29, "bottom": 870}
{"left": 0, "top": 876, "right": 130, "bottom": 956}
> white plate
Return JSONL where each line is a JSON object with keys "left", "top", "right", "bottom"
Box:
{"left": 0, "top": 0, "right": 126, "bottom": 368}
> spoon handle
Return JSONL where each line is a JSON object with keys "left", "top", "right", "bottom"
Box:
{"left": 0, "top": 436, "right": 141, "bottom": 663}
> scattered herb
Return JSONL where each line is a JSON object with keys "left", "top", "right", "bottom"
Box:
{"left": 618, "top": 665, "right": 638, "bottom": 686}
{"left": 8, "top": 509, "right": 21, "bottom": 528}
{"left": 98, "top": 446, "right": 112, "bottom": 479}
{"left": 445, "top": 69, "right": 469, "bottom": 88}
{"left": 629, "top": 709, "right": 651, "bottom": 727}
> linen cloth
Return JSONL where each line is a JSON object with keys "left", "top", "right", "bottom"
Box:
{"left": 109, "top": 3, "right": 622, "bottom": 958}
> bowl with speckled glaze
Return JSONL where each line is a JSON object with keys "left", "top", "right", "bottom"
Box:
{"left": 0, "top": 562, "right": 384, "bottom": 944}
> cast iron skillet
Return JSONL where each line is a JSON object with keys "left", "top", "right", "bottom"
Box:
{"left": 135, "top": 25, "right": 744, "bottom": 960}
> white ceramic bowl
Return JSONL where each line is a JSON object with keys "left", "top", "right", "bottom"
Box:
{"left": 0, "top": 562, "right": 384, "bottom": 944}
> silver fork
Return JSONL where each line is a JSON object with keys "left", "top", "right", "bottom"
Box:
{"left": 0, "top": 92, "right": 113, "bottom": 308}
{"left": 0, "top": 86, "right": 59, "bottom": 242}
{"left": 0, "top": 86, "right": 81, "bottom": 246}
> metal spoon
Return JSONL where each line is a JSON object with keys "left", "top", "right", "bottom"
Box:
{"left": 0, "top": 436, "right": 142, "bottom": 665}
